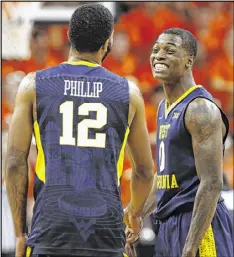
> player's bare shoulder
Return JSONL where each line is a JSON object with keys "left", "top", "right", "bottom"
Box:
{"left": 16, "top": 72, "right": 36, "bottom": 104}
{"left": 18, "top": 72, "right": 36, "bottom": 94}
{"left": 185, "top": 98, "right": 222, "bottom": 140}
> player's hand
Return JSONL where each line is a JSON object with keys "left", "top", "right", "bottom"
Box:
{"left": 15, "top": 235, "right": 27, "bottom": 257}
{"left": 124, "top": 205, "right": 143, "bottom": 236}
{"left": 125, "top": 242, "right": 137, "bottom": 257}
{"left": 127, "top": 211, "right": 143, "bottom": 244}
{"left": 125, "top": 225, "right": 140, "bottom": 244}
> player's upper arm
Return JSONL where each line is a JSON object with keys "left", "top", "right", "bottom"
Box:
{"left": 7, "top": 73, "right": 35, "bottom": 161}
{"left": 185, "top": 98, "right": 223, "bottom": 189}
{"left": 127, "top": 82, "right": 154, "bottom": 178}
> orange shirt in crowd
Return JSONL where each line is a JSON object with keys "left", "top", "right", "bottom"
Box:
{"left": 103, "top": 54, "right": 137, "bottom": 77}
{"left": 2, "top": 98, "right": 12, "bottom": 129}
{"left": 120, "top": 154, "right": 132, "bottom": 208}
{"left": 224, "top": 153, "right": 234, "bottom": 189}
{"left": 202, "top": 11, "right": 232, "bottom": 53}
{"left": 19, "top": 55, "right": 58, "bottom": 74}
{"left": 207, "top": 53, "right": 233, "bottom": 114}
{"left": 118, "top": 7, "right": 157, "bottom": 48}
{"left": 145, "top": 102, "right": 157, "bottom": 133}
{"left": 133, "top": 64, "right": 158, "bottom": 92}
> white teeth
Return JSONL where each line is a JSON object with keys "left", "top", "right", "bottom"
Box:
{"left": 154, "top": 64, "right": 168, "bottom": 70}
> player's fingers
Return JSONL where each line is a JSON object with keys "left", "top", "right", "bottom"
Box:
{"left": 125, "top": 243, "right": 137, "bottom": 257}
{"left": 126, "top": 226, "right": 134, "bottom": 234}
{"left": 132, "top": 244, "right": 137, "bottom": 257}
{"left": 125, "top": 243, "right": 131, "bottom": 256}
{"left": 126, "top": 232, "right": 140, "bottom": 244}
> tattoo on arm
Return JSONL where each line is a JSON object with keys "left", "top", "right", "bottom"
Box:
{"left": 5, "top": 72, "right": 34, "bottom": 237}
{"left": 183, "top": 98, "right": 223, "bottom": 255}
{"left": 6, "top": 145, "right": 29, "bottom": 237}
{"left": 21, "top": 72, "right": 36, "bottom": 92}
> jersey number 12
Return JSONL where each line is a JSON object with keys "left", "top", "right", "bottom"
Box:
{"left": 59, "top": 101, "right": 107, "bottom": 148}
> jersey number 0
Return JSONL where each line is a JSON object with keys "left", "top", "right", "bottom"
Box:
{"left": 159, "top": 141, "right": 165, "bottom": 172}
{"left": 59, "top": 101, "right": 107, "bottom": 148}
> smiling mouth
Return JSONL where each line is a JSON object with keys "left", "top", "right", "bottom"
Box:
{"left": 153, "top": 63, "right": 169, "bottom": 72}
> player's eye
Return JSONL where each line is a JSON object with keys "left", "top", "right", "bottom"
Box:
{"left": 167, "top": 49, "right": 176, "bottom": 54}
{"left": 152, "top": 48, "right": 159, "bottom": 53}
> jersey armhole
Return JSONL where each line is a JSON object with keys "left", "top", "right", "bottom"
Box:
{"left": 183, "top": 97, "right": 229, "bottom": 143}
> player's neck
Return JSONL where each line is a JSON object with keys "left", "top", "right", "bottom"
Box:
{"left": 163, "top": 74, "right": 196, "bottom": 106}
{"left": 68, "top": 48, "right": 102, "bottom": 65}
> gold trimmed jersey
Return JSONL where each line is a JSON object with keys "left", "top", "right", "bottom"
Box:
{"left": 27, "top": 61, "right": 130, "bottom": 256}
{"left": 155, "top": 85, "right": 229, "bottom": 220}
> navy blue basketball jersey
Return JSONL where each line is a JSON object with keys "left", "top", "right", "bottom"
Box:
{"left": 155, "top": 85, "right": 229, "bottom": 220}
{"left": 27, "top": 61, "right": 130, "bottom": 256}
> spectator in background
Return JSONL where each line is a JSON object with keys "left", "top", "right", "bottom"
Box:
{"left": 146, "top": 86, "right": 164, "bottom": 130}
{"left": 2, "top": 71, "right": 25, "bottom": 129}
{"left": 2, "top": 92, "right": 12, "bottom": 130}
{"left": 223, "top": 134, "right": 234, "bottom": 189}
{"left": 208, "top": 27, "right": 233, "bottom": 115}
{"left": 192, "top": 42, "right": 210, "bottom": 90}
{"left": 145, "top": 85, "right": 165, "bottom": 145}
{"left": 19, "top": 29, "right": 58, "bottom": 74}
{"left": 104, "top": 28, "right": 137, "bottom": 77}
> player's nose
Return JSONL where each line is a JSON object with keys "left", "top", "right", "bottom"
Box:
{"left": 155, "top": 50, "right": 166, "bottom": 61}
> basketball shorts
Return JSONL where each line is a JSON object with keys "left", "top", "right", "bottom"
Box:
{"left": 28, "top": 255, "right": 128, "bottom": 257}
{"left": 26, "top": 249, "right": 129, "bottom": 257}
{"left": 152, "top": 201, "right": 233, "bottom": 257}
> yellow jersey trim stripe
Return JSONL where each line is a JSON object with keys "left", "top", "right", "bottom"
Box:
{"left": 157, "top": 99, "right": 164, "bottom": 120}
{"left": 165, "top": 85, "right": 202, "bottom": 118}
{"left": 199, "top": 225, "right": 217, "bottom": 257}
{"left": 117, "top": 127, "right": 130, "bottom": 186}
{"left": 34, "top": 121, "right": 46, "bottom": 183}
{"left": 25, "top": 246, "right": 32, "bottom": 257}
{"left": 63, "top": 60, "right": 100, "bottom": 67}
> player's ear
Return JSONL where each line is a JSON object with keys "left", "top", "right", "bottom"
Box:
{"left": 102, "top": 39, "right": 109, "bottom": 51}
{"left": 186, "top": 56, "right": 194, "bottom": 69}
{"left": 102, "top": 30, "right": 114, "bottom": 51}
{"left": 67, "top": 30, "right": 71, "bottom": 42}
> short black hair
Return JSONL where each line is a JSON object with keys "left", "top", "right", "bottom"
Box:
{"left": 162, "top": 28, "right": 198, "bottom": 57}
{"left": 68, "top": 3, "right": 114, "bottom": 53}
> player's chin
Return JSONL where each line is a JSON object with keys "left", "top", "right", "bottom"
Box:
{"left": 152, "top": 70, "right": 169, "bottom": 81}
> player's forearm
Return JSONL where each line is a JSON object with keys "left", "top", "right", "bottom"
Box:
{"left": 183, "top": 180, "right": 222, "bottom": 255}
{"left": 6, "top": 156, "right": 29, "bottom": 237}
{"left": 130, "top": 166, "right": 154, "bottom": 216}
{"left": 142, "top": 174, "right": 157, "bottom": 218}
{"left": 142, "top": 192, "right": 157, "bottom": 219}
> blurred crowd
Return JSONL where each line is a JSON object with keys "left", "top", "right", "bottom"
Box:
{"left": 2, "top": 0, "right": 233, "bottom": 220}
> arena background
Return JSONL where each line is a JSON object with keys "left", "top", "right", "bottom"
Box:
{"left": 2, "top": 2, "right": 233, "bottom": 257}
